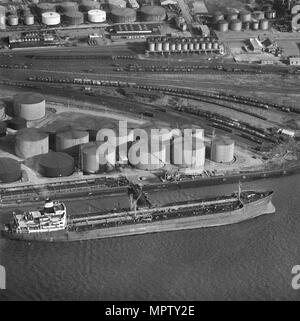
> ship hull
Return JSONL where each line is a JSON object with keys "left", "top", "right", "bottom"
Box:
{"left": 1, "top": 193, "right": 275, "bottom": 242}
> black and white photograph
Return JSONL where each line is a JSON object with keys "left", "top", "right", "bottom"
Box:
{"left": 0, "top": 0, "right": 299, "bottom": 305}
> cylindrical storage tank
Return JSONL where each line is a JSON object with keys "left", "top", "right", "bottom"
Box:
{"left": 213, "top": 11, "right": 224, "bottom": 23}
{"left": 189, "top": 42, "right": 194, "bottom": 51}
{"left": 217, "top": 19, "right": 229, "bottom": 32}
{"left": 259, "top": 18, "right": 269, "bottom": 30}
{"left": 243, "top": 21, "right": 250, "bottom": 30}
{"left": 110, "top": 8, "right": 136, "bottom": 23}
{"left": 176, "top": 42, "right": 182, "bottom": 51}
{"left": 206, "top": 42, "right": 212, "bottom": 50}
{"left": 7, "top": 15, "right": 19, "bottom": 26}
{"left": 87, "top": 9, "right": 106, "bottom": 22}
{"left": 211, "top": 136, "right": 235, "bottom": 163}
{"left": 24, "top": 13, "right": 34, "bottom": 25}
{"left": 140, "top": 5, "right": 166, "bottom": 22}
{"left": 15, "top": 128, "right": 49, "bottom": 159}
{"left": 226, "top": 9, "right": 239, "bottom": 22}
{"left": 212, "top": 41, "right": 219, "bottom": 50}
{"left": 13, "top": 93, "right": 46, "bottom": 121}
{"left": 163, "top": 41, "right": 169, "bottom": 51}
{"left": 80, "top": 0, "right": 101, "bottom": 11}
{"left": 194, "top": 41, "right": 200, "bottom": 50}
{"left": 41, "top": 12, "right": 61, "bottom": 25}
{"left": 56, "top": 129, "right": 89, "bottom": 151}
{"left": 0, "top": 158, "right": 21, "bottom": 183}
{"left": 39, "top": 152, "right": 75, "bottom": 177}
{"left": 6, "top": 117, "right": 27, "bottom": 130}
{"left": 230, "top": 19, "right": 242, "bottom": 31}
{"left": 0, "top": 121, "right": 7, "bottom": 137}
{"left": 251, "top": 20, "right": 259, "bottom": 30}
{"left": 265, "top": 10, "right": 273, "bottom": 19}
{"left": 149, "top": 42, "right": 155, "bottom": 51}
{"left": 170, "top": 42, "right": 176, "bottom": 51}
{"left": 107, "top": 0, "right": 126, "bottom": 10}
{"left": 59, "top": 1, "right": 79, "bottom": 13}
{"left": 36, "top": 3, "right": 56, "bottom": 14}
{"left": 200, "top": 42, "right": 206, "bottom": 50}
{"left": 155, "top": 41, "right": 162, "bottom": 52}
{"left": 64, "top": 11, "right": 84, "bottom": 25}
{"left": 239, "top": 10, "right": 251, "bottom": 22}
{"left": 182, "top": 42, "right": 188, "bottom": 51}
{"left": 81, "top": 141, "right": 108, "bottom": 173}
{"left": 128, "top": 138, "right": 166, "bottom": 171}
{"left": 252, "top": 10, "right": 264, "bottom": 20}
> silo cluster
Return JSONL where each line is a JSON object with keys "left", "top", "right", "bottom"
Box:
{"left": 55, "top": 128, "right": 89, "bottom": 151}
{"left": 13, "top": 93, "right": 46, "bottom": 121}
{"left": 111, "top": 8, "right": 136, "bottom": 23}
{"left": 39, "top": 152, "right": 75, "bottom": 177}
{"left": 211, "top": 136, "right": 235, "bottom": 163}
{"left": 0, "top": 158, "right": 22, "bottom": 183}
{"left": 140, "top": 5, "right": 166, "bottom": 22}
{"left": 87, "top": 9, "right": 106, "bottom": 23}
{"left": 15, "top": 128, "right": 49, "bottom": 159}
{"left": 147, "top": 36, "right": 222, "bottom": 54}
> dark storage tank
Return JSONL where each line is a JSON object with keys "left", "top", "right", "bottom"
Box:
{"left": 39, "top": 152, "right": 75, "bottom": 177}
{"left": 6, "top": 117, "right": 27, "bottom": 130}
{"left": 0, "top": 121, "right": 7, "bottom": 137}
{"left": 0, "top": 157, "right": 21, "bottom": 183}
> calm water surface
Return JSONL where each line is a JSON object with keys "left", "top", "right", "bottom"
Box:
{"left": 0, "top": 175, "right": 300, "bottom": 300}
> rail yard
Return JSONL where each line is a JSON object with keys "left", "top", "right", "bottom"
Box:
{"left": 0, "top": 0, "right": 300, "bottom": 217}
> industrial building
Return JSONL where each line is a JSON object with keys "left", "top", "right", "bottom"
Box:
{"left": 13, "top": 93, "right": 46, "bottom": 121}
{"left": 38, "top": 152, "right": 75, "bottom": 177}
{"left": 15, "top": 128, "right": 49, "bottom": 159}
{"left": 0, "top": 157, "right": 21, "bottom": 183}
{"left": 55, "top": 128, "right": 89, "bottom": 151}
{"left": 211, "top": 136, "right": 235, "bottom": 164}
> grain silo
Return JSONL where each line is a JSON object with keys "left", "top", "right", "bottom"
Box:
{"left": 81, "top": 141, "right": 108, "bottom": 173}
{"left": 80, "top": 0, "right": 101, "bottom": 12}
{"left": 15, "top": 128, "right": 49, "bottom": 159}
{"left": 36, "top": 3, "right": 57, "bottom": 14}
{"left": 217, "top": 20, "right": 229, "bottom": 32}
{"left": 87, "top": 9, "right": 106, "bottom": 22}
{"left": 6, "top": 117, "right": 27, "bottom": 130}
{"left": 230, "top": 19, "right": 242, "bottom": 31}
{"left": 13, "top": 93, "right": 46, "bottom": 121}
{"left": 59, "top": 1, "right": 79, "bottom": 13}
{"left": 211, "top": 136, "right": 235, "bottom": 163}
{"left": 140, "top": 6, "right": 166, "bottom": 22}
{"left": 0, "top": 158, "right": 21, "bottom": 183}
{"left": 55, "top": 128, "right": 89, "bottom": 151}
{"left": 41, "top": 12, "right": 61, "bottom": 25}
{"left": 107, "top": 0, "right": 127, "bottom": 10}
{"left": 111, "top": 8, "right": 136, "bottom": 23}
{"left": 64, "top": 11, "right": 84, "bottom": 25}
{"left": 39, "top": 152, "right": 75, "bottom": 177}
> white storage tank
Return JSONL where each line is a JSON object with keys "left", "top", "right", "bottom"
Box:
{"left": 42, "top": 12, "right": 61, "bottom": 25}
{"left": 81, "top": 141, "right": 108, "bottom": 173}
{"left": 211, "top": 136, "right": 235, "bottom": 163}
{"left": 15, "top": 128, "right": 49, "bottom": 159}
{"left": 7, "top": 15, "right": 19, "bottom": 26}
{"left": 24, "top": 13, "right": 34, "bottom": 25}
{"left": 13, "top": 93, "right": 46, "bottom": 121}
{"left": 56, "top": 128, "right": 89, "bottom": 151}
{"left": 87, "top": 9, "right": 106, "bottom": 23}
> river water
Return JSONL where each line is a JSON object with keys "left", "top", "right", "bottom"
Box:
{"left": 0, "top": 174, "right": 300, "bottom": 301}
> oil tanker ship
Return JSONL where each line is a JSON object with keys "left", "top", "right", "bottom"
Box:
{"left": 1, "top": 185, "right": 275, "bottom": 242}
